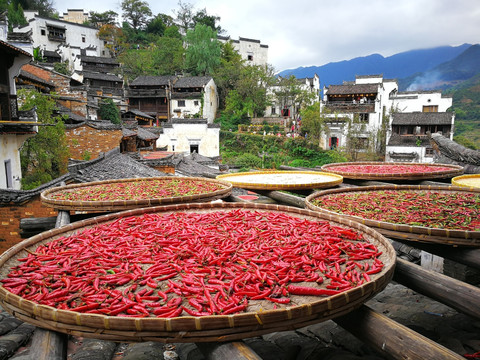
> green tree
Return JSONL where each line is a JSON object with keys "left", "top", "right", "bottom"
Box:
{"left": 184, "top": 23, "right": 221, "bottom": 76}
{"left": 300, "top": 102, "right": 328, "bottom": 147}
{"left": 121, "top": 0, "right": 152, "bottom": 30}
{"left": 53, "top": 61, "right": 70, "bottom": 76}
{"left": 212, "top": 41, "right": 244, "bottom": 109}
{"left": 98, "top": 98, "right": 121, "bottom": 124}
{"left": 343, "top": 114, "right": 369, "bottom": 161}
{"left": 98, "top": 24, "right": 127, "bottom": 57}
{"left": 146, "top": 13, "right": 171, "bottom": 36}
{"left": 192, "top": 7, "right": 222, "bottom": 34}
{"left": 17, "top": 89, "right": 69, "bottom": 189}
{"left": 88, "top": 10, "right": 118, "bottom": 27}
{"left": 173, "top": 0, "right": 194, "bottom": 35}
{"left": 17, "top": 0, "right": 55, "bottom": 17}
{"left": 152, "top": 36, "right": 185, "bottom": 75}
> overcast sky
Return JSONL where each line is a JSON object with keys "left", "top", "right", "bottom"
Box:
{"left": 56, "top": 0, "right": 480, "bottom": 72}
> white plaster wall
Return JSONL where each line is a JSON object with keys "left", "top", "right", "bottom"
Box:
{"left": 0, "top": 135, "right": 31, "bottom": 189}
{"left": 158, "top": 123, "right": 219, "bottom": 157}
{"left": 13, "top": 17, "right": 107, "bottom": 60}
{"left": 203, "top": 79, "right": 218, "bottom": 123}
{"left": 225, "top": 38, "right": 268, "bottom": 66}
{"left": 390, "top": 92, "right": 452, "bottom": 113}
{"left": 385, "top": 145, "right": 432, "bottom": 163}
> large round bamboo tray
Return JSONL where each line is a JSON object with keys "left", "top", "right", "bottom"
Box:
{"left": 320, "top": 162, "right": 464, "bottom": 180}
{"left": 306, "top": 185, "right": 480, "bottom": 246}
{"left": 452, "top": 174, "right": 480, "bottom": 189}
{"left": 216, "top": 171, "right": 343, "bottom": 190}
{"left": 0, "top": 202, "right": 395, "bottom": 343}
{"left": 40, "top": 176, "right": 232, "bottom": 211}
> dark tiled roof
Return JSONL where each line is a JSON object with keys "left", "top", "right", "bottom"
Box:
{"left": 86, "top": 120, "right": 122, "bottom": 130}
{"left": 326, "top": 83, "right": 379, "bottom": 95}
{"left": 387, "top": 134, "right": 431, "bottom": 146}
{"left": 130, "top": 75, "right": 177, "bottom": 87}
{"left": 174, "top": 76, "right": 212, "bottom": 88}
{"left": 72, "top": 151, "right": 163, "bottom": 182}
{"left": 43, "top": 50, "right": 61, "bottom": 58}
{"left": 55, "top": 104, "right": 86, "bottom": 121}
{"left": 391, "top": 112, "right": 453, "bottom": 126}
{"left": 137, "top": 127, "right": 158, "bottom": 141}
{"left": 171, "top": 91, "right": 202, "bottom": 99}
{"left": 122, "top": 128, "right": 137, "bottom": 137}
{"left": 80, "top": 55, "right": 119, "bottom": 65}
{"left": 0, "top": 39, "right": 32, "bottom": 57}
{"left": 122, "top": 109, "right": 154, "bottom": 120}
{"left": 18, "top": 68, "right": 55, "bottom": 87}
{"left": 82, "top": 71, "right": 122, "bottom": 82}
{"left": 169, "top": 118, "right": 208, "bottom": 125}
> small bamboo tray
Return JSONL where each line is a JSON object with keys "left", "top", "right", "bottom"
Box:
{"left": 216, "top": 171, "right": 343, "bottom": 190}
{"left": 320, "top": 162, "right": 464, "bottom": 180}
{"left": 40, "top": 176, "right": 232, "bottom": 211}
{"left": 0, "top": 202, "right": 395, "bottom": 343}
{"left": 452, "top": 174, "right": 480, "bottom": 189}
{"left": 306, "top": 185, "right": 480, "bottom": 246}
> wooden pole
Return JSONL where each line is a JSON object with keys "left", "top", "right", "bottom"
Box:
{"left": 334, "top": 305, "right": 465, "bottom": 360}
{"left": 393, "top": 258, "right": 480, "bottom": 320}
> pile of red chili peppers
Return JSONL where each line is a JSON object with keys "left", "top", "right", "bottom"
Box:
{"left": 312, "top": 190, "right": 480, "bottom": 231}
{"left": 48, "top": 178, "right": 226, "bottom": 202}
{"left": 1, "top": 209, "right": 384, "bottom": 318}
{"left": 327, "top": 164, "right": 454, "bottom": 175}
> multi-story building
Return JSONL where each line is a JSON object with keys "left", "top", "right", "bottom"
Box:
{"left": 218, "top": 36, "right": 268, "bottom": 66}
{"left": 59, "top": 9, "right": 90, "bottom": 24}
{"left": 12, "top": 11, "right": 108, "bottom": 62}
{"left": 320, "top": 75, "right": 454, "bottom": 163}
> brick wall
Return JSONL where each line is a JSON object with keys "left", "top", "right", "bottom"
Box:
{"left": 0, "top": 197, "right": 57, "bottom": 255}
{"left": 65, "top": 125, "right": 123, "bottom": 160}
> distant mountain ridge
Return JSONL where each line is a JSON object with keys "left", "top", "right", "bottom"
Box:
{"left": 278, "top": 44, "right": 474, "bottom": 89}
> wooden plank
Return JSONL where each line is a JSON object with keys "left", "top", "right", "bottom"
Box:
{"left": 334, "top": 305, "right": 465, "bottom": 360}
{"left": 393, "top": 258, "right": 480, "bottom": 320}
{"left": 196, "top": 341, "right": 263, "bottom": 360}
{"left": 393, "top": 239, "right": 480, "bottom": 271}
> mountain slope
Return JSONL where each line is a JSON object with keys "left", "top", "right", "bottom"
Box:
{"left": 278, "top": 44, "right": 472, "bottom": 87}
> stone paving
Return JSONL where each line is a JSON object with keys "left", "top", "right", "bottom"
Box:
{"left": 1, "top": 280, "right": 479, "bottom": 359}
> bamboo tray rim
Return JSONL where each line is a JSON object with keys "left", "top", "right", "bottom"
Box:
{"left": 320, "top": 162, "right": 464, "bottom": 180}
{"left": 451, "top": 174, "right": 480, "bottom": 189}
{"left": 305, "top": 184, "right": 480, "bottom": 244}
{"left": 0, "top": 202, "right": 395, "bottom": 342}
{"left": 40, "top": 176, "right": 233, "bottom": 211}
{"left": 216, "top": 171, "right": 343, "bottom": 190}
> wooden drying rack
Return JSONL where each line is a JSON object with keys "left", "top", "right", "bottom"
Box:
{"left": 14, "top": 175, "right": 480, "bottom": 359}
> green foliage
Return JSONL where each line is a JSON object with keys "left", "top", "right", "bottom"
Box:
{"left": 453, "top": 135, "right": 479, "bottom": 150}
{"left": 32, "top": 46, "right": 45, "bottom": 62}
{"left": 82, "top": 151, "right": 92, "bottom": 161}
{"left": 235, "top": 153, "right": 261, "bottom": 169}
{"left": 53, "top": 61, "right": 70, "bottom": 76}
{"left": 88, "top": 10, "right": 118, "bottom": 28}
{"left": 184, "top": 24, "right": 221, "bottom": 76}
{"left": 219, "top": 131, "right": 346, "bottom": 169}
{"left": 17, "top": 89, "right": 69, "bottom": 189}
{"left": 121, "top": 0, "right": 152, "bottom": 30}
{"left": 98, "top": 98, "right": 121, "bottom": 124}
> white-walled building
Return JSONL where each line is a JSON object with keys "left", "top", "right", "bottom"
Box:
{"left": 12, "top": 11, "right": 108, "bottom": 62}
{"left": 158, "top": 119, "right": 220, "bottom": 157}
{"left": 0, "top": 40, "right": 36, "bottom": 190}
{"left": 265, "top": 74, "right": 320, "bottom": 119}
{"left": 320, "top": 75, "right": 454, "bottom": 163}
{"left": 59, "top": 9, "right": 90, "bottom": 24}
{"left": 218, "top": 36, "right": 268, "bottom": 66}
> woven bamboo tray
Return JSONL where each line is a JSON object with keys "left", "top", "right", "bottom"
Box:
{"left": 320, "top": 162, "right": 464, "bottom": 180}
{"left": 0, "top": 202, "right": 395, "bottom": 343}
{"left": 305, "top": 185, "right": 480, "bottom": 247}
{"left": 216, "top": 171, "right": 343, "bottom": 190}
{"left": 452, "top": 174, "right": 480, "bottom": 189}
{"left": 40, "top": 176, "right": 232, "bottom": 211}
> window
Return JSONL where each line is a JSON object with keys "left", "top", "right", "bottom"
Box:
{"left": 425, "top": 148, "right": 434, "bottom": 157}
{"left": 423, "top": 105, "right": 438, "bottom": 112}
{"left": 4, "top": 160, "right": 12, "bottom": 189}
{"left": 247, "top": 55, "right": 253, "bottom": 61}
{"left": 359, "top": 113, "right": 369, "bottom": 122}
{"left": 178, "top": 100, "right": 185, "bottom": 107}
{"left": 82, "top": 36, "right": 85, "bottom": 43}
{"left": 271, "top": 106, "right": 276, "bottom": 115}
{"left": 41, "top": 29, "right": 46, "bottom": 36}
{"left": 194, "top": 100, "right": 199, "bottom": 106}
{"left": 190, "top": 144, "right": 199, "bottom": 153}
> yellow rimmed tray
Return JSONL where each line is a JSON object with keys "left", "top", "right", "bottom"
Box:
{"left": 0, "top": 202, "right": 395, "bottom": 343}
{"left": 40, "top": 176, "right": 233, "bottom": 211}
{"left": 305, "top": 185, "right": 480, "bottom": 247}
{"left": 216, "top": 171, "right": 343, "bottom": 191}
{"left": 320, "top": 162, "right": 464, "bottom": 180}
{"left": 452, "top": 174, "right": 480, "bottom": 189}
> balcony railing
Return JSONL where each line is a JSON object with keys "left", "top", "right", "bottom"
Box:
{"left": 323, "top": 101, "right": 375, "bottom": 113}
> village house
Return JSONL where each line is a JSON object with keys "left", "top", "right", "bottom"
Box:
{"left": 0, "top": 40, "right": 36, "bottom": 191}
{"left": 263, "top": 74, "right": 320, "bottom": 127}
{"left": 59, "top": 9, "right": 90, "bottom": 24}
{"left": 12, "top": 10, "right": 108, "bottom": 63}
{"left": 218, "top": 36, "right": 268, "bottom": 66}
{"left": 320, "top": 74, "right": 454, "bottom": 162}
